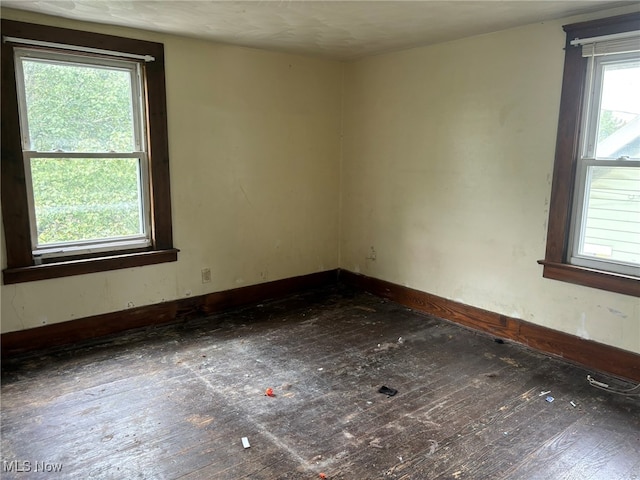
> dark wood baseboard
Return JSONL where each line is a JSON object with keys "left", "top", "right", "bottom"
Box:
{"left": 4, "top": 267, "right": 638, "bottom": 383}
{"left": 1, "top": 269, "right": 339, "bottom": 357}
{"left": 339, "top": 270, "right": 640, "bottom": 383}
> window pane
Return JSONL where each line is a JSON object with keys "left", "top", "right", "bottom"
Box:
{"left": 22, "top": 59, "right": 135, "bottom": 152}
{"left": 31, "top": 158, "right": 144, "bottom": 245}
{"left": 580, "top": 166, "right": 640, "bottom": 266}
{"left": 596, "top": 60, "right": 640, "bottom": 158}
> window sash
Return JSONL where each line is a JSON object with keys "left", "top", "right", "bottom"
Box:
{"left": 579, "top": 53, "right": 639, "bottom": 159}
{"left": 570, "top": 158, "right": 640, "bottom": 277}
{"left": 24, "top": 153, "right": 153, "bottom": 259}
{"left": 14, "top": 47, "right": 147, "bottom": 154}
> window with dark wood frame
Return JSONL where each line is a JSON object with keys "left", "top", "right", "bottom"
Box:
{"left": 1, "top": 20, "right": 177, "bottom": 284}
{"left": 539, "top": 12, "right": 640, "bottom": 297}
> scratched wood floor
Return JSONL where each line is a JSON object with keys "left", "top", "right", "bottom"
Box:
{"left": 2, "top": 285, "right": 639, "bottom": 479}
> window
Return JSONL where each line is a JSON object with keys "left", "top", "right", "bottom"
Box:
{"left": 2, "top": 20, "right": 177, "bottom": 284}
{"left": 540, "top": 12, "right": 640, "bottom": 297}
{"left": 16, "top": 49, "right": 151, "bottom": 258}
{"left": 570, "top": 47, "right": 640, "bottom": 276}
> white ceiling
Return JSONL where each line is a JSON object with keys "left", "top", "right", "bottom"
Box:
{"left": 1, "top": 1, "right": 635, "bottom": 60}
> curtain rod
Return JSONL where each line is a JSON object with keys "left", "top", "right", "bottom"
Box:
{"left": 3, "top": 36, "right": 155, "bottom": 62}
{"left": 570, "top": 30, "right": 640, "bottom": 46}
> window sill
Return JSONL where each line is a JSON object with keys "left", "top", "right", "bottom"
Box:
{"left": 538, "top": 260, "right": 639, "bottom": 297}
{"left": 3, "top": 248, "right": 179, "bottom": 284}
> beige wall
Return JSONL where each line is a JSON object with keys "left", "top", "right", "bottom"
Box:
{"left": 1, "top": 7, "right": 638, "bottom": 356}
{"left": 0, "top": 9, "right": 342, "bottom": 333}
{"left": 340, "top": 15, "right": 640, "bottom": 354}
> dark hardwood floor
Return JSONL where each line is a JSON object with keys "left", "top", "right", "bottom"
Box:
{"left": 2, "top": 285, "right": 639, "bottom": 479}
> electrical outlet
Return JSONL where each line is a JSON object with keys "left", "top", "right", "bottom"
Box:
{"left": 201, "top": 268, "right": 212, "bottom": 283}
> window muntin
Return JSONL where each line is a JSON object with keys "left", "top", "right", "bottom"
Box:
{"left": 14, "top": 48, "right": 151, "bottom": 259}
{"left": 570, "top": 52, "right": 640, "bottom": 276}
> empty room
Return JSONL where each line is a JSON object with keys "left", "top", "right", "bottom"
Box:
{"left": 1, "top": 1, "right": 639, "bottom": 479}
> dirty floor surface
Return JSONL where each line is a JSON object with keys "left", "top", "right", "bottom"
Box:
{"left": 2, "top": 285, "right": 639, "bottom": 479}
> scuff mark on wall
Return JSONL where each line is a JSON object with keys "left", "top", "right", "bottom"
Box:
{"left": 10, "top": 287, "right": 26, "bottom": 330}
{"left": 607, "top": 307, "right": 627, "bottom": 319}
{"left": 238, "top": 183, "right": 253, "bottom": 207}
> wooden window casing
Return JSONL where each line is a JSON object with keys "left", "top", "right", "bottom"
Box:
{"left": 1, "top": 20, "right": 177, "bottom": 284}
{"left": 539, "top": 12, "right": 640, "bottom": 297}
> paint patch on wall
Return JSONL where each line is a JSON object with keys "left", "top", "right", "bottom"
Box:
{"left": 576, "top": 313, "right": 590, "bottom": 340}
{"left": 366, "top": 246, "right": 377, "bottom": 261}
